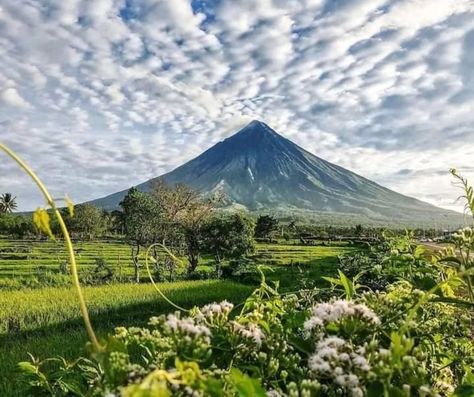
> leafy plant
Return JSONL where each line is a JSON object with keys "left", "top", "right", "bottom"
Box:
{"left": 0, "top": 192, "right": 18, "bottom": 213}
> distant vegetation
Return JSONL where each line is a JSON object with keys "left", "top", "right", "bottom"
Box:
{"left": 0, "top": 192, "right": 17, "bottom": 213}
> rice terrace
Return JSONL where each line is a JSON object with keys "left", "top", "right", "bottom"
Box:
{"left": 1, "top": 1, "right": 474, "bottom": 397}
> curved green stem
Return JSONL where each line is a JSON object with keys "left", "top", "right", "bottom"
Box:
{"left": 0, "top": 143, "right": 102, "bottom": 351}
{"left": 145, "top": 243, "right": 188, "bottom": 312}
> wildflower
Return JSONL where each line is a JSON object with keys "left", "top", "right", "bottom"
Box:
{"left": 165, "top": 314, "right": 211, "bottom": 338}
{"left": 308, "top": 337, "right": 370, "bottom": 397}
{"left": 419, "top": 385, "right": 432, "bottom": 397}
{"left": 267, "top": 389, "right": 282, "bottom": 397}
{"left": 114, "top": 326, "right": 128, "bottom": 338}
{"left": 232, "top": 322, "right": 265, "bottom": 347}
{"left": 304, "top": 300, "right": 380, "bottom": 333}
{"left": 378, "top": 348, "right": 390, "bottom": 358}
{"left": 198, "top": 300, "right": 234, "bottom": 319}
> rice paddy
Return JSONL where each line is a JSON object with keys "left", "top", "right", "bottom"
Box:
{"left": 0, "top": 237, "right": 355, "bottom": 396}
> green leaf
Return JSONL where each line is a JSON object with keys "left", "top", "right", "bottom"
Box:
{"left": 453, "top": 384, "right": 474, "bottom": 397}
{"left": 438, "top": 256, "right": 462, "bottom": 265}
{"left": 17, "top": 361, "right": 38, "bottom": 375}
{"left": 366, "top": 382, "right": 384, "bottom": 397}
{"left": 337, "top": 270, "right": 355, "bottom": 299}
{"left": 322, "top": 276, "right": 342, "bottom": 286}
{"left": 414, "top": 245, "right": 425, "bottom": 258}
{"left": 229, "top": 369, "right": 266, "bottom": 397}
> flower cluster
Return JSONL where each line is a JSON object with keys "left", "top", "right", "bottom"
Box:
{"left": 196, "top": 300, "right": 234, "bottom": 323}
{"left": 163, "top": 314, "right": 211, "bottom": 338}
{"left": 308, "top": 337, "right": 369, "bottom": 397}
{"left": 304, "top": 300, "right": 380, "bottom": 333}
{"left": 232, "top": 321, "right": 265, "bottom": 347}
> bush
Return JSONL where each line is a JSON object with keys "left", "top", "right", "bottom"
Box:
{"left": 337, "top": 233, "right": 439, "bottom": 293}
{"left": 18, "top": 265, "right": 474, "bottom": 396}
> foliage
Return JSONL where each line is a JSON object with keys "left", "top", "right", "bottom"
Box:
{"left": 18, "top": 269, "right": 474, "bottom": 397}
{"left": 0, "top": 213, "right": 36, "bottom": 237}
{"left": 338, "top": 232, "right": 440, "bottom": 293}
{"left": 0, "top": 193, "right": 18, "bottom": 213}
{"left": 202, "top": 212, "right": 255, "bottom": 275}
{"left": 451, "top": 169, "right": 474, "bottom": 222}
{"left": 255, "top": 215, "right": 279, "bottom": 241}
{"left": 17, "top": 355, "right": 98, "bottom": 396}
{"left": 120, "top": 188, "right": 163, "bottom": 282}
{"left": 120, "top": 183, "right": 218, "bottom": 277}
{"left": 67, "top": 204, "right": 108, "bottom": 240}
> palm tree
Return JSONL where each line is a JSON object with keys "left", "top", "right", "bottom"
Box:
{"left": 0, "top": 193, "right": 18, "bottom": 213}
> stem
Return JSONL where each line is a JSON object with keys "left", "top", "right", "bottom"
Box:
{"left": 0, "top": 143, "right": 102, "bottom": 351}
{"left": 145, "top": 243, "right": 188, "bottom": 312}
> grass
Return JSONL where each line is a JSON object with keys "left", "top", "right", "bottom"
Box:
{"left": 0, "top": 280, "right": 253, "bottom": 396}
{"left": 0, "top": 237, "right": 133, "bottom": 279}
{"left": 0, "top": 238, "right": 357, "bottom": 396}
{"left": 250, "top": 242, "right": 357, "bottom": 288}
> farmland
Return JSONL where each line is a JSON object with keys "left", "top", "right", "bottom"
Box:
{"left": 0, "top": 279, "right": 254, "bottom": 396}
{"left": 0, "top": 238, "right": 353, "bottom": 396}
{"left": 0, "top": 236, "right": 355, "bottom": 287}
{"left": 0, "top": 237, "right": 133, "bottom": 280}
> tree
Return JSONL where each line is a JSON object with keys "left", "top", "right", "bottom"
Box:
{"left": 150, "top": 181, "right": 215, "bottom": 274}
{"left": 69, "top": 204, "right": 106, "bottom": 240}
{"left": 0, "top": 193, "right": 17, "bottom": 213}
{"left": 354, "top": 224, "right": 364, "bottom": 237}
{"left": 177, "top": 197, "right": 215, "bottom": 274}
{"left": 109, "top": 210, "right": 125, "bottom": 235}
{"left": 0, "top": 213, "right": 35, "bottom": 237}
{"left": 120, "top": 188, "right": 163, "bottom": 283}
{"left": 203, "top": 213, "right": 255, "bottom": 276}
{"left": 255, "top": 215, "right": 279, "bottom": 241}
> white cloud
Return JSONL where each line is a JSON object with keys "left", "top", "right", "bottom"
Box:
{"left": 0, "top": 87, "right": 30, "bottom": 108}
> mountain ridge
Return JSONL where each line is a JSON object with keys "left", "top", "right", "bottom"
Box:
{"left": 90, "top": 120, "right": 463, "bottom": 227}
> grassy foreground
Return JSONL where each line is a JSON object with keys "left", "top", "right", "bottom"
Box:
{"left": 0, "top": 242, "right": 355, "bottom": 395}
{"left": 0, "top": 280, "right": 253, "bottom": 396}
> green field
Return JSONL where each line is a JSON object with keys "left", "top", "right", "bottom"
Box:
{"left": 0, "top": 238, "right": 355, "bottom": 396}
{"left": 0, "top": 280, "right": 253, "bottom": 396}
{"left": 0, "top": 237, "right": 133, "bottom": 279}
{"left": 0, "top": 237, "right": 355, "bottom": 283}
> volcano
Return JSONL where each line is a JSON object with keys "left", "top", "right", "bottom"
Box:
{"left": 90, "top": 120, "right": 463, "bottom": 227}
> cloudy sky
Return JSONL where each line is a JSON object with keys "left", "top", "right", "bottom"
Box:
{"left": 1, "top": 0, "right": 473, "bottom": 212}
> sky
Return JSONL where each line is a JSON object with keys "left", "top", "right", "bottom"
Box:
{"left": 0, "top": 0, "right": 474, "bottom": 212}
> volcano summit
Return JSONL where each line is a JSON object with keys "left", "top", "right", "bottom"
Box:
{"left": 91, "top": 120, "right": 462, "bottom": 227}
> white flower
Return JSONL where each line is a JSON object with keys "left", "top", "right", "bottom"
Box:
{"left": 419, "top": 385, "right": 432, "bottom": 397}
{"left": 352, "top": 387, "right": 364, "bottom": 397}
{"left": 352, "top": 355, "right": 370, "bottom": 372}
{"left": 266, "top": 390, "right": 282, "bottom": 397}
{"left": 165, "top": 314, "right": 211, "bottom": 338}
{"left": 233, "top": 322, "right": 265, "bottom": 347}
{"left": 199, "top": 300, "right": 234, "bottom": 319}
{"left": 304, "top": 300, "right": 380, "bottom": 333}
{"left": 309, "top": 337, "right": 370, "bottom": 397}
{"left": 378, "top": 348, "right": 390, "bottom": 358}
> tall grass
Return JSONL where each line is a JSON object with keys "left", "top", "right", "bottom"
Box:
{"left": 0, "top": 280, "right": 252, "bottom": 334}
{"left": 0, "top": 280, "right": 253, "bottom": 396}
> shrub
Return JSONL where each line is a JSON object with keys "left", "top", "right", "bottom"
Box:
{"left": 18, "top": 269, "right": 474, "bottom": 396}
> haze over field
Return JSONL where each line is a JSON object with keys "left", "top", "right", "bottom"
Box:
{"left": 0, "top": 0, "right": 473, "bottom": 211}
